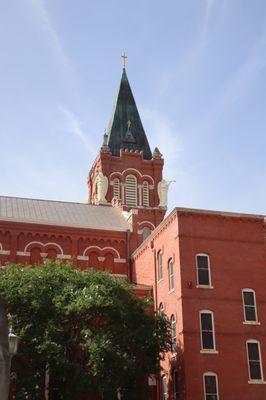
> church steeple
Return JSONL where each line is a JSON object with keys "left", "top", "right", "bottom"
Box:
{"left": 88, "top": 60, "right": 166, "bottom": 241}
{"left": 105, "top": 67, "right": 152, "bottom": 160}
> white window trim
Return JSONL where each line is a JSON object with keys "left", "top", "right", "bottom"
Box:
{"left": 162, "top": 375, "right": 168, "bottom": 400}
{"left": 199, "top": 310, "right": 217, "bottom": 352}
{"left": 158, "top": 302, "right": 164, "bottom": 315}
{"left": 168, "top": 259, "right": 174, "bottom": 292}
{"left": 196, "top": 284, "right": 214, "bottom": 289}
{"left": 196, "top": 253, "right": 212, "bottom": 288}
{"left": 203, "top": 372, "right": 219, "bottom": 400}
{"left": 242, "top": 288, "right": 259, "bottom": 324}
{"left": 170, "top": 314, "right": 177, "bottom": 353}
{"left": 157, "top": 250, "right": 163, "bottom": 282}
{"left": 246, "top": 339, "right": 264, "bottom": 383}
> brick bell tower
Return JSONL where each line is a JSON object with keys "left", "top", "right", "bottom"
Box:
{"left": 87, "top": 57, "right": 168, "bottom": 247}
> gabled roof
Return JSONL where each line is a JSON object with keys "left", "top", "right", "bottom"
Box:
{"left": 106, "top": 68, "right": 152, "bottom": 159}
{"left": 0, "top": 196, "right": 131, "bottom": 232}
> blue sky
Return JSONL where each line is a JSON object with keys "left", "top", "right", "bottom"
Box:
{"left": 1, "top": 0, "right": 266, "bottom": 215}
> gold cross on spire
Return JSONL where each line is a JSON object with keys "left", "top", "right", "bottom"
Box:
{"left": 121, "top": 51, "right": 127, "bottom": 69}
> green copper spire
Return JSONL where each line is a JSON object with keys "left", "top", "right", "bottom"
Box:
{"left": 105, "top": 65, "right": 152, "bottom": 160}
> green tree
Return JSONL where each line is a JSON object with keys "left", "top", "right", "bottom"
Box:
{"left": 0, "top": 261, "right": 170, "bottom": 399}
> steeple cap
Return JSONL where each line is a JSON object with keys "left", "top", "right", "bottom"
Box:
{"left": 105, "top": 67, "right": 152, "bottom": 160}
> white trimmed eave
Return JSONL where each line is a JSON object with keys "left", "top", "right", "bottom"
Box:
{"left": 0, "top": 217, "right": 131, "bottom": 232}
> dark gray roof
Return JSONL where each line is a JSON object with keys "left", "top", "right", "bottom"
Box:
{"left": 0, "top": 196, "right": 131, "bottom": 231}
{"left": 106, "top": 69, "right": 152, "bottom": 159}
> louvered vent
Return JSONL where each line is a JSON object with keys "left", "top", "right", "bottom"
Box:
{"left": 113, "top": 178, "right": 121, "bottom": 199}
{"left": 125, "top": 175, "right": 137, "bottom": 207}
{"left": 142, "top": 181, "right": 149, "bottom": 207}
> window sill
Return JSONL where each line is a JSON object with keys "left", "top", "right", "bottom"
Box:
{"left": 200, "top": 349, "right": 219, "bottom": 354}
{"left": 168, "top": 288, "right": 175, "bottom": 295}
{"left": 196, "top": 285, "right": 214, "bottom": 289}
{"left": 248, "top": 380, "right": 266, "bottom": 384}
{"left": 157, "top": 278, "right": 163, "bottom": 284}
{"left": 243, "top": 321, "right": 261, "bottom": 325}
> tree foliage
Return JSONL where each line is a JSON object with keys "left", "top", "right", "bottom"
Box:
{"left": 0, "top": 261, "right": 170, "bottom": 399}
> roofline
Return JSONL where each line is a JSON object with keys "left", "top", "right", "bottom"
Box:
{"left": 0, "top": 195, "right": 88, "bottom": 206}
{"left": 132, "top": 206, "right": 265, "bottom": 258}
{"left": 0, "top": 217, "right": 129, "bottom": 232}
{"left": 174, "top": 206, "right": 265, "bottom": 220}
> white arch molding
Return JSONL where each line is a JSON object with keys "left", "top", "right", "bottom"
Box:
{"left": 0, "top": 241, "right": 10, "bottom": 255}
{"left": 137, "top": 221, "right": 155, "bottom": 229}
{"left": 24, "top": 241, "right": 64, "bottom": 255}
{"left": 110, "top": 169, "right": 154, "bottom": 185}
{"left": 82, "top": 245, "right": 121, "bottom": 259}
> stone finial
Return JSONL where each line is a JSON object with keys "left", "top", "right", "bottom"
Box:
{"left": 152, "top": 147, "right": 162, "bottom": 159}
{"left": 101, "top": 129, "right": 110, "bottom": 152}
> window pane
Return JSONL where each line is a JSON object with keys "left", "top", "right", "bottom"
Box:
{"left": 205, "top": 375, "right": 217, "bottom": 393}
{"left": 243, "top": 292, "right": 255, "bottom": 306}
{"left": 249, "top": 361, "right": 262, "bottom": 380}
{"left": 202, "top": 332, "right": 214, "bottom": 349}
{"left": 170, "top": 274, "right": 174, "bottom": 290}
{"left": 248, "top": 343, "right": 260, "bottom": 360}
{"left": 173, "top": 370, "right": 180, "bottom": 400}
{"left": 198, "top": 269, "right": 210, "bottom": 285}
{"left": 197, "top": 255, "right": 209, "bottom": 269}
{"left": 206, "top": 395, "right": 217, "bottom": 400}
{"left": 245, "top": 306, "right": 256, "bottom": 321}
{"left": 201, "top": 314, "right": 213, "bottom": 330}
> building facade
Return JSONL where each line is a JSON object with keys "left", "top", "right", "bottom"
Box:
{"left": 132, "top": 208, "right": 266, "bottom": 399}
{"left": 1, "top": 64, "right": 266, "bottom": 399}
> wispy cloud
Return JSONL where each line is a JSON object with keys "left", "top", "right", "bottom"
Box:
{"left": 194, "top": 31, "right": 266, "bottom": 133}
{"left": 58, "top": 105, "right": 94, "bottom": 155}
{"left": 203, "top": 0, "right": 215, "bottom": 33}
{"left": 155, "top": 0, "right": 224, "bottom": 100}
{"left": 26, "top": 0, "right": 78, "bottom": 85}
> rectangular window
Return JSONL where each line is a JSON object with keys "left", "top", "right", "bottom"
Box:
{"left": 158, "top": 251, "right": 163, "bottom": 281}
{"left": 247, "top": 341, "right": 263, "bottom": 381}
{"left": 168, "top": 259, "right": 174, "bottom": 291}
{"left": 243, "top": 290, "right": 258, "bottom": 322}
{"left": 197, "top": 254, "right": 211, "bottom": 286}
{"left": 200, "top": 312, "right": 215, "bottom": 350}
{"left": 204, "top": 374, "right": 218, "bottom": 400}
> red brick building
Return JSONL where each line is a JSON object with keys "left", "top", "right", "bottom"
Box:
{"left": 133, "top": 208, "right": 266, "bottom": 399}
{"left": 1, "top": 65, "right": 266, "bottom": 399}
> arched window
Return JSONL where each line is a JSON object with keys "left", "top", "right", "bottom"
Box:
{"left": 203, "top": 372, "right": 219, "bottom": 400}
{"left": 196, "top": 253, "right": 211, "bottom": 287}
{"left": 142, "top": 226, "right": 151, "bottom": 241}
{"left": 172, "top": 369, "right": 180, "bottom": 400}
{"left": 142, "top": 181, "right": 149, "bottom": 207}
{"left": 125, "top": 175, "right": 137, "bottom": 207}
{"left": 113, "top": 178, "right": 121, "bottom": 199}
{"left": 168, "top": 259, "right": 174, "bottom": 291}
{"left": 170, "top": 314, "right": 177, "bottom": 353}
{"left": 199, "top": 310, "right": 216, "bottom": 351}
{"left": 242, "top": 289, "right": 258, "bottom": 323}
{"left": 157, "top": 250, "right": 163, "bottom": 281}
{"left": 246, "top": 340, "right": 264, "bottom": 381}
{"left": 159, "top": 302, "right": 164, "bottom": 315}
